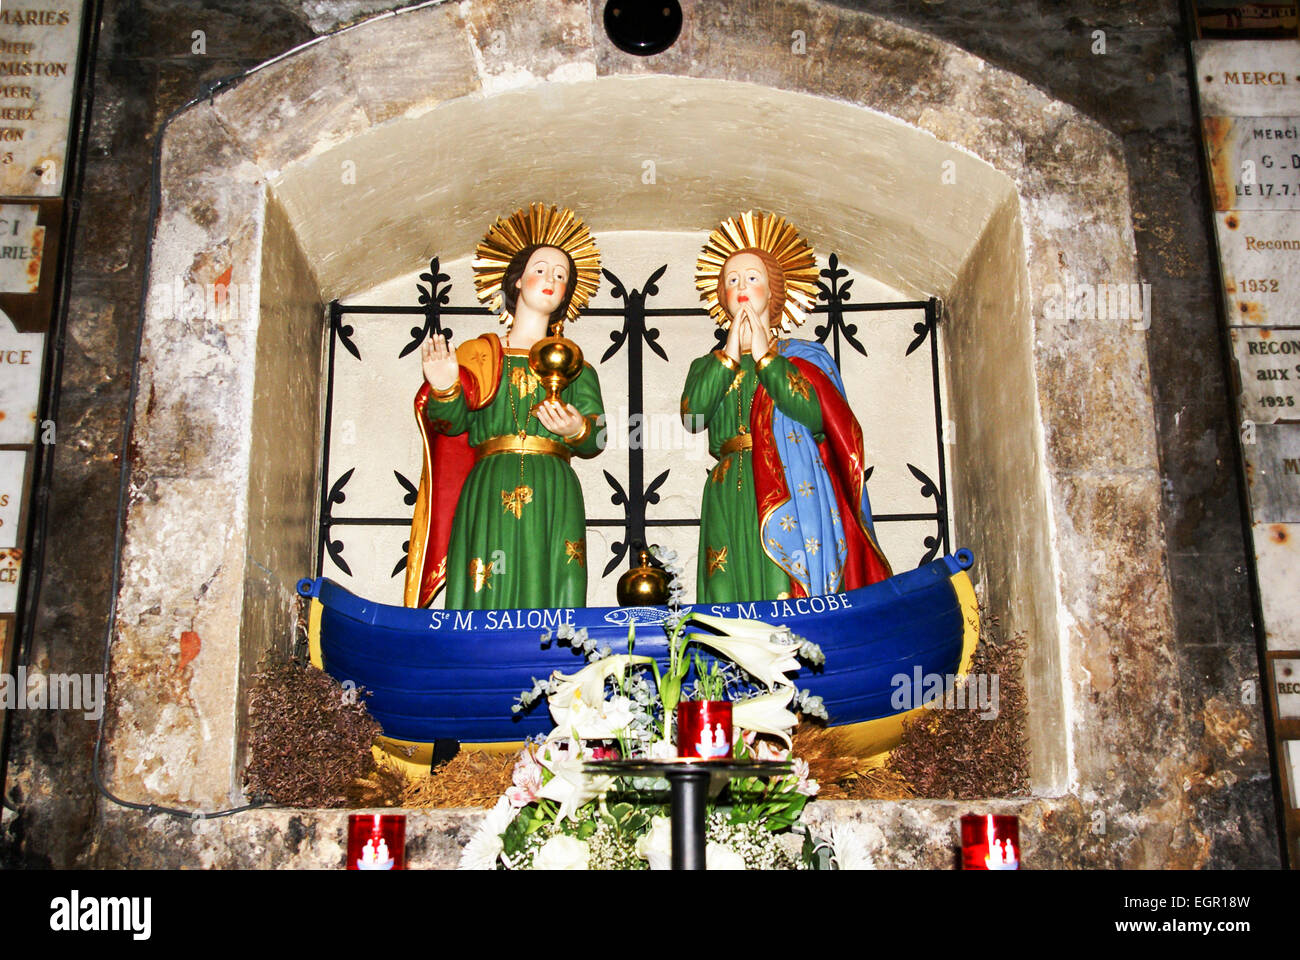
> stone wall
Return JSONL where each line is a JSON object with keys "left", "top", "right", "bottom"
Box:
{"left": 0, "top": 0, "right": 1280, "bottom": 869}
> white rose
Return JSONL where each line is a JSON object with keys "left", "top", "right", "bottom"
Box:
{"left": 706, "top": 842, "right": 746, "bottom": 870}
{"left": 635, "top": 815, "right": 673, "bottom": 870}
{"left": 533, "top": 833, "right": 591, "bottom": 870}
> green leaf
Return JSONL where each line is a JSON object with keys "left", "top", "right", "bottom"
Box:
{"left": 801, "top": 831, "right": 833, "bottom": 870}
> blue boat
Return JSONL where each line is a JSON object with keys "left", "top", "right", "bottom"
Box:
{"left": 298, "top": 549, "right": 978, "bottom": 771}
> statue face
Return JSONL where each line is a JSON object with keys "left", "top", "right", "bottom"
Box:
{"left": 514, "top": 246, "right": 570, "bottom": 318}
{"left": 722, "top": 252, "right": 770, "bottom": 325}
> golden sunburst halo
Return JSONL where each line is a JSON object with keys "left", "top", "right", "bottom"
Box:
{"left": 472, "top": 203, "right": 602, "bottom": 328}
{"left": 695, "top": 210, "right": 819, "bottom": 331}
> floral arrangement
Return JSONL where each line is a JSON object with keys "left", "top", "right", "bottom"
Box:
{"left": 460, "top": 548, "right": 862, "bottom": 870}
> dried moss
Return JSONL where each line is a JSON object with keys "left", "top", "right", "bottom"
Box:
{"left": 790, "top": 721, "right": 916, "bottom": 799}
{"left": 348, "top": 757, "right": 410, "bottom": 808}
{"left": 243, "top": 662, "right": 385, "bottom": 807}
{"left": 401, "top": 750, "right": 519, "bottom": 809}
{"left": 887, "top": 618, "right": 1029, "bottom": 799}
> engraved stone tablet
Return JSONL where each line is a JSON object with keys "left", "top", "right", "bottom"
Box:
{"left": 1232, "top": 328, "right": 1300, "bottom": 419}
{"left": 1196, "top": 42, "right": 1300, "bottom": 117}
{"left": 0, "top": 450, "right": 24, "bottom": 549}
{"left": 1253, "top": 522, "right": 1299, "bottom": 651}
{"left": 0, "top": 309, "right": 45, "bottom": 444}
{"left": 0, "top": 548, "right": 18, "bottom": 614}
{"left": 1203, "top": 115, "right": 1300, "bottom": 211}
{"left": 1243, "top": 422, "right": 1300, "bottom": 521}
{"left": 1217, "top": 211, "right": 1300, "bottom": 324}
{"left": 1277, "top": 659, "right": 1300, "bottom": 718}
{"left": 0, "top": 203, "right": 44, "bottom": 292}
{"left": 0, "top": 2, "right": 85, "bottom": 197}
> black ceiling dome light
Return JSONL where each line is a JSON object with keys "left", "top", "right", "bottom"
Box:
{"left": 603, "top": 1, "right": 683, "bottom": 57}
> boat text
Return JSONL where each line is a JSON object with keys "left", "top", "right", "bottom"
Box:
{"left": 430, "top": 607, "right": 577, "bottom": 631}
{"left": 713, "top": 593, "right": 854, "bottom": 620}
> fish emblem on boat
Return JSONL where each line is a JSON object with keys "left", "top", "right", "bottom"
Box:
{"left": 602, "top": 606, "right": 693, "bottom": 626}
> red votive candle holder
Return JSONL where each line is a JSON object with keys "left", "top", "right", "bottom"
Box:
{"left": 960, "top": 813, "right": 1020, "bottom": 870}
{"left": 346, "top": 814, "right": 406, "bottom": 870}
{"left": 676, "top": 700, "right": 733, "bottom": 760}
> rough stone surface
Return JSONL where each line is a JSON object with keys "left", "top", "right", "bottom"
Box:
{"left": 1, "top": 0, "right": 1281, "bottom": 870}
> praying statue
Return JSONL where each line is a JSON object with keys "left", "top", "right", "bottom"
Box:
{"left": 404, "top": 204, "right": 606, "bottom": 609}
{"left": 681, "top": 211, "right": 892, "bottom": 603}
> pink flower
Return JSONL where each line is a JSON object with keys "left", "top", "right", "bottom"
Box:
{"left": 505, "top": 746, "right": 544, "bottom": 808}
{"left": 589, "top": 743, "right": 621, "bottom": 760}
{"left": 791, "top": 757, "right": 819, "bottom": 797}
{"left": 753, "top": 738, "right": 790, "bottom": 763}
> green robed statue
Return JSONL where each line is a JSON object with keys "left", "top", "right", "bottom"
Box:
{"left": 404, "top": 204, "right": 606, "bottom": 610}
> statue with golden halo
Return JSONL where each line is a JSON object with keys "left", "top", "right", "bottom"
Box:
{"left": 682, "top": 211, "right": 892, "bottom": 603}
{"left": 404, "top": 204, "right": 606, "bottom": 610}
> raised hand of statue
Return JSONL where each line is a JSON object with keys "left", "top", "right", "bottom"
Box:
{"left": 421, "top": 333, "right": 459, "bottom": 392}
{"left": 535, "top": 398, "right": 585, "bottom": 439}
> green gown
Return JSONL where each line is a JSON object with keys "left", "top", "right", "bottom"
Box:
{"left": 424, "top": 349, "right": 605, "bottom": 609}
{"left": 681, "top": 348, "right": 825, "bottom": 603}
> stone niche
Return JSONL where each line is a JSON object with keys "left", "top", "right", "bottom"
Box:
{"left": 103, "top": 0, "right": 1184, "bottom": 868}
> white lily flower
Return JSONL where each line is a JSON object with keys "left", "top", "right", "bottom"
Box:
{"left": 731, "top": 687, "right": 800, "bottom": 749}
{"left": 563, "top": 694, "right": 636, "bottom": 741}
{"left": 686, "top": 613, "right": 802, "bottom": 689}
{"left": 547, "top": 654, "right": 654, "bottom": 736}
{"left": 536, "top": 739, "right": 614, "bottom": 822}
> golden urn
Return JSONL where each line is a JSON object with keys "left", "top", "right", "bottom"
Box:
{"left": 528, "top": 327, "right": 584, "bottom": 413}
{"left": 616, "top": 548, "right": 671, "bottom": 607}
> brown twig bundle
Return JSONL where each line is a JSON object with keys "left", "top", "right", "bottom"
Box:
{"left": 401, "top": 750, "right": 520, "bottom": 809}
{"left": 887, "top": 617, "right": 1030, "bottom": 799}
{"left": 243, "top": 662, "right": 383, "bottom": 807}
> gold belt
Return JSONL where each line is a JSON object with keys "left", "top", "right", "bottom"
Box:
{"left": 474, "top": 433, "right": 572, "bottom": 462}
{"left": 716, "top": 433, "right": 753, "bottom": 459}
